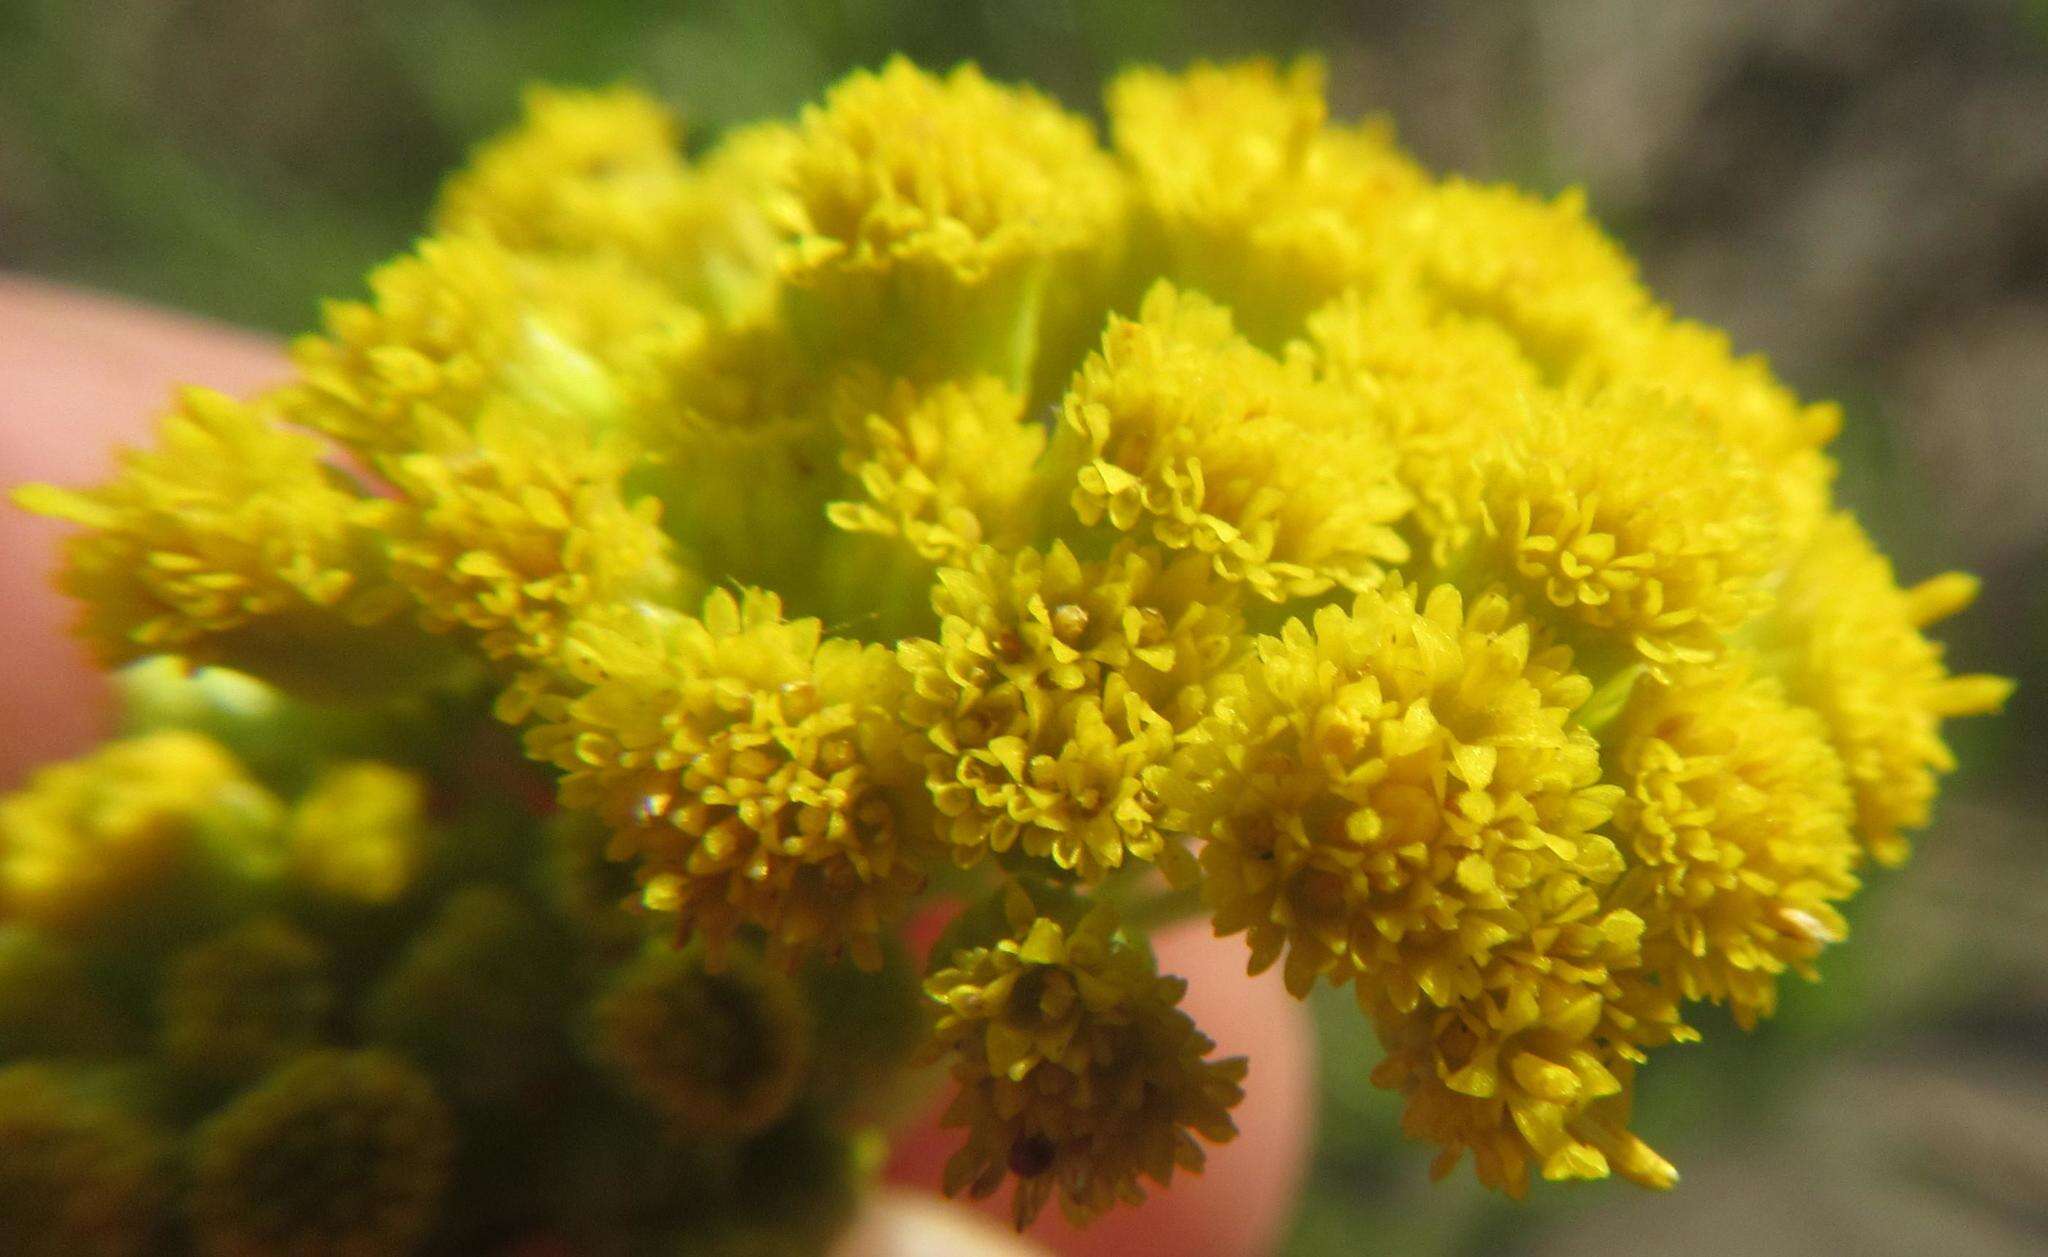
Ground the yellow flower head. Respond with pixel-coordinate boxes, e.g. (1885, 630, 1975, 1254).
(1472, 385, 1781, 672)
(825, 371, 1047, 566)
(0, 732, 279, 935)
(188, 1050, 453, 1257)
(1111, 58, 1328, 237)
(778, 59, 1122, 291)
(1366, 914, 1685, 1196)
(1610, 666, 1858, 1026)
(588, 943, 810, 1136)
(528, 588, 925, 969)
(899, 541, 1235, 879)
(1387, 180, 1650, 380)
(383, 408, 684, 677)
(1767, 515, 2012, 863)
(1306, 281, 1545, 566)
(1060, 284, 1412, 600)
(286, 234, 698, 458)
(436, 85, 691, 265)
(285, 761, 429, 905)
(635, 365, 847, 608)
(923, 886, 1245, 1228)
(1583, 315, 1840, 544)
(15, 390, 405, 680)
(436, 85, 788, 323)
(1108, 57, 1426, 342)
(1172, 583, 1621, 1009)
(0, 1065, 169, 1257)
(773, 58, 1126, 379)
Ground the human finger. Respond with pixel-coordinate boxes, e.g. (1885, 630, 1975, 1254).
(0, 276, 284, 786)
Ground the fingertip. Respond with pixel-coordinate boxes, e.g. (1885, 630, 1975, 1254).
(0, 277, 286, 787)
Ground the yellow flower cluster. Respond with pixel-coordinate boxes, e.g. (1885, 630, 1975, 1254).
(923, 887, 1245, 1227)
(1107, 59, 1424, 344)
(774, 60, 1126, 381)
(1167, 584, 1689, 1191)
(900, 539, 1235, 880)
(825, 372, 1045, 564)
(1767, 517, 2015, 865)
(1058, 286, 1411, 601)
(1609, 667, 1856, 1026)
(16, 55, 2009, 1216)
(526, 588, 924, 970)
(15, 392, 408, 690)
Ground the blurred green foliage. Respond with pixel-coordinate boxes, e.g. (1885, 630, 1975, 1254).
(1, 0, 1399, 333)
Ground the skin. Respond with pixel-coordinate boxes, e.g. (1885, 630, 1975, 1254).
(0, 275, 1315, 1256)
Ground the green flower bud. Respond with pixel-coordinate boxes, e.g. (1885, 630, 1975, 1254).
(364, 887, 574, 1108)
(188, 1050, 452, 1257)
(0, 1064, 169, 1257)
(158, 919, 331, 1087)
(588, 944, 809, 1137)
(0, 929, 130, 1059)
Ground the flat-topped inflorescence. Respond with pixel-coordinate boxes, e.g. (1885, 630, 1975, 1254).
(9, 54, 2009, 1235)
